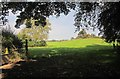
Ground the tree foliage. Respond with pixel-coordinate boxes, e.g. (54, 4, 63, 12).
(98, 3, 120, 45)
(0, 2, 76, 28)
(76, 29, 96, 39)
(2, 29, 23, 53)
(74, 2, 120, 47)
(18, 19, 51, 41)
(77, 29, 87, 38)
(1, 2, 120, 47)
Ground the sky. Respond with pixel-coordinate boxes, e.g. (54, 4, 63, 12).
(5, 10, 99, 40)
(48, 10, 77, 40)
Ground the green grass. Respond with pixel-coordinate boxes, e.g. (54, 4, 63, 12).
(28, 38, 116, 70)
(28, 38, 113, 58)
(47, 38, 111, 48)
(27, 38, 119, 78)
(4, 38, 120, 78)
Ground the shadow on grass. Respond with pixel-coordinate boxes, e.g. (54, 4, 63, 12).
(2, 45, 120, 79)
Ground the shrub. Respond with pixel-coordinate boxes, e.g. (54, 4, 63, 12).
(28, 40, 47, 47)
(34, 40, 47, 47)
(2, 29, 23, 54)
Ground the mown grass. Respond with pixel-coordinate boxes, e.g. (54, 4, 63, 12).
(47, 38, 110, 48)
(28, 38, 113, 58)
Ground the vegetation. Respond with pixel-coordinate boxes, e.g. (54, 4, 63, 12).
(76, 29, 97, 39)
(2, 29, 23, 54)
(28, 38, 112, 58)
(1, 28, 24, 65)
(74, 2, 120, 48)
(98, 3, 120, 45)
(28, 40, 47, 47)
(18, 19, 51, 47)
(0, 2, 76, 28)
(18, 19, 51, 41)
(1, 2, 120, 48)
(3, 38, 120, 78)
(1, 2, 120, 78)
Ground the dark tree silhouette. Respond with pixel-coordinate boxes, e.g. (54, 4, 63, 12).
(98, 3, 120, 47)
(1, 2, 120, 48)
(74, 2, 120, 48)
(0, 2, 76, 28)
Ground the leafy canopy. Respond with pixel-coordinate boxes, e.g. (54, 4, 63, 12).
(0, 2, 76, 28)
(18, 19, 51, 41)
(1, 2, 120, 45)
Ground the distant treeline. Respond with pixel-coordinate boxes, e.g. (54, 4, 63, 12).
(47, 39, 68, 42)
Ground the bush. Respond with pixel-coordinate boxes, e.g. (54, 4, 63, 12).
(2, 29, 23, 54)
(28, 40, 47, 47)
(39, 40, 47, 46)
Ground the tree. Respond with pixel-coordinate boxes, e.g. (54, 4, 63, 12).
(17, 19, 51, 46)
(1, 2, 120, 49)
(76, 29, 96, 39)
(78, 29, 87, 35)
(18, 19, 51, 40)
(98, 3, 120, 47)
(74, 2, 120, 49)
(77, 29, 87, 38)
(0, 2, 76, 28)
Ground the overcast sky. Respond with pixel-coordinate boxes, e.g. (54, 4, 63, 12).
(6, 10, 99, 40)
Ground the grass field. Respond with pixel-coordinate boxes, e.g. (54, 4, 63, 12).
(47, 38, 111, 48)
(4, 38, 120, 78)
(28, 38, 113, 58)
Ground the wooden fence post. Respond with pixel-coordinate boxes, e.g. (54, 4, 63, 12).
(25, 39, 29, 59)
